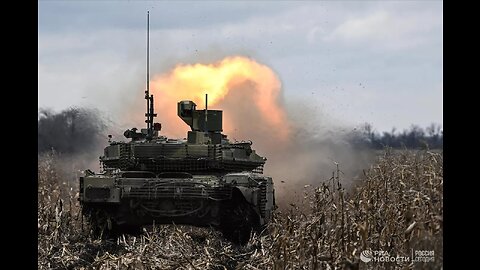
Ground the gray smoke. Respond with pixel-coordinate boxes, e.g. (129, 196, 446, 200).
(216, 86, 376, 208)
(38, 107, 107, 155)
(38, 107, 111, 174)
(267, 127, 375, 208)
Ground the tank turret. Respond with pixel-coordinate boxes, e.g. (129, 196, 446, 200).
(100, 95, 266, 175)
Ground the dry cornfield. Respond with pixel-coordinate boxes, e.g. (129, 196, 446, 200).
(38, 149, 443, 269)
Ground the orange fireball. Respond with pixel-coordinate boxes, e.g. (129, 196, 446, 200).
(151, 56, 290, 143)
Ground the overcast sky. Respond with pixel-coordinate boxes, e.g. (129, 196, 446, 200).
(38, 0, 442, 133)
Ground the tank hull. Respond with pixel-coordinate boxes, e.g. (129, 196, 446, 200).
(80, 172, 275, 243)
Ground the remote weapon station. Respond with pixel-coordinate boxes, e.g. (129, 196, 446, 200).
(79, 12, 275, 244)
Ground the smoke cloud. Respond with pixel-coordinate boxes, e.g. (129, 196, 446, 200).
(149, 56, 375, 207)
(268, 105, 375, 208)
(38, 107, 107, 154)
(38, 107, 109, 173)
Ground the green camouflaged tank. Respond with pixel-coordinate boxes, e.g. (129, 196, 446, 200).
(79, 99, 276, 244)
(79, 12, 275, 244)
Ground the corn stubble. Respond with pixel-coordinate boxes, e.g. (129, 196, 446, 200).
(38, 149, 443, 269)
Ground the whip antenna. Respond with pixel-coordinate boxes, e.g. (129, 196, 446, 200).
(145, 11, 157, 138)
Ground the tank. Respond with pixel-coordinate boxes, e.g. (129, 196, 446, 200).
(78, 12, 275, 244)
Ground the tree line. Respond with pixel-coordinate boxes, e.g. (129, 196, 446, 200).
(348, 123, 443, 149)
